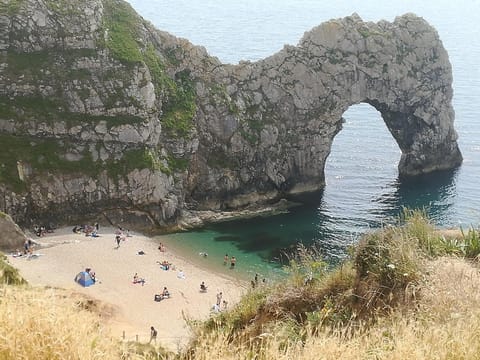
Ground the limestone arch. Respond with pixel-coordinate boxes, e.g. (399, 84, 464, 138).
(190, 13, 463, 209)
(233, 13, 461, 193)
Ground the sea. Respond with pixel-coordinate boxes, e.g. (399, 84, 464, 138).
(126, 0, 480, 280)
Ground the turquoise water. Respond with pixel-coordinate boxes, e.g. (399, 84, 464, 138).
(130, 0, 480, 278)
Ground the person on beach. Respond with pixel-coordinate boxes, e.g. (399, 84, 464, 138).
(162, 287, 170, 299)
(216, 291, 223, 306)
(133, 273, 145, 285)
(149, 326, 157, 344)
(86, 268, 96, 283)
(230, 256, 236, 269)
(200, 281, 207, 292)
(23, 239, 29, 254)
(223, 254, 229, 265)
(115, 235, 121, 248)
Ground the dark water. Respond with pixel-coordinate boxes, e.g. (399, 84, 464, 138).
(128, 0, 480, 278)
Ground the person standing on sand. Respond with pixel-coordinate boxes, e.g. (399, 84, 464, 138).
(216, 291, 223, 307)
(115, 235, 121, 248)
(149, 326, 157, 344)
(230, 256, 236, 269)
(223, 254, 229, 265)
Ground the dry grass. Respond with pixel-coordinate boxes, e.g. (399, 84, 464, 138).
(0, 286, 120, 359)
(0, 286, 174, 360)
(182, 257, 480, 360)
(181, 211, 480, 359)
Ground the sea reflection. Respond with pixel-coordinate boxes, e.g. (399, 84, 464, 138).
(373, 169, 459, 225)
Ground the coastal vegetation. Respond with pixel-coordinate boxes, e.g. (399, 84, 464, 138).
(1, 0, 198, 193)
(1, 210, 480, 359)
(102, 0, 197, 138)
(0, 134, 161, 193)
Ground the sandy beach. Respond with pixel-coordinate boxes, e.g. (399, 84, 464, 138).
(9, 226, 248, 352)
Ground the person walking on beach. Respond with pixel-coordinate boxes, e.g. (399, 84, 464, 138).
(216, 291, 223, 307)
(149, 326, 157, 344)
(223, 254, 229, 265)
(230, 256, 236, 269)
(115, 235, 121, 248)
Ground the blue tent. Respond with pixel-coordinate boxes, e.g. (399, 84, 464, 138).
(74, 271, 94, 287)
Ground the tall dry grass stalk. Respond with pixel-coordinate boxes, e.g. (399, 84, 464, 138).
(0, 286, 127, 360)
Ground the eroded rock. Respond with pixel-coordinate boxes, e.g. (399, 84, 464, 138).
(0, 1, 462, 230)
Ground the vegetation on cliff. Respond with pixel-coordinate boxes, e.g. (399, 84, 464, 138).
(1, 210, 480, 359)
(0, 0, 198, 195)
(102, 0, 197, 138)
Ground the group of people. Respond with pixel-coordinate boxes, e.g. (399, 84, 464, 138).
(72, 224, 99, 237)
(22, 238, 35, 255)
(154, 286, 170, 302)
(114, 227, 131, 248)
(212, 291, 228, 313)
(33, 224, 53, 237)
(223, 254, 237, 269)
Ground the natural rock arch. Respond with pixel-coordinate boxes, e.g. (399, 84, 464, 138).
(190, 13, 463, 208)
(0, 1, 463, 226)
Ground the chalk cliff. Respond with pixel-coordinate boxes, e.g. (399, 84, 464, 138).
(0, 0, 462, 229)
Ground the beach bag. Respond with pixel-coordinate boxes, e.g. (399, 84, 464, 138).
(154, 294, 162, 302)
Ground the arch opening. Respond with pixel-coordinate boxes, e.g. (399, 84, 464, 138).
(323, 103, 400, 222)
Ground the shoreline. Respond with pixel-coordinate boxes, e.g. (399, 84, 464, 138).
(8, 226, 248, 352)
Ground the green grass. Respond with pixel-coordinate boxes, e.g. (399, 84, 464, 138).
(0, 134, 101, 192)
(460, 226, 480, 258)
(166, 155, 189, 172)
(102, 0, 143, 64)
(101, 3, 198, 138)
(0, 95, 145, 128)
(0, 134, 162, 192)
(0, 253, 27, 285)
(1, 0, 25, 15)
(161, 70, 197, 138)
(143, 44, 176, 98)
(104, 148, 160, 183)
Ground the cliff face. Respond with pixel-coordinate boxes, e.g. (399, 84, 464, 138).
(0, 0, 462, 228)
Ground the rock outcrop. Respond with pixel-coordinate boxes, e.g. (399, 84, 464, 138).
(0, 212, 28, 251)
(0, 0, 462, 229)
